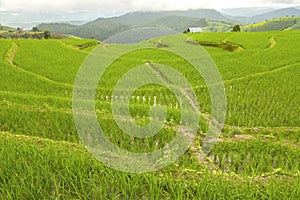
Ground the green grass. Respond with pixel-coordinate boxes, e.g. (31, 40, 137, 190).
(0, 40, 12, 57)
(211, 139, 300, 175)
(186, 32, 231, 43)
(60, 38, 98, 46)
(0, 32, 299, 198)
(1, 132, 299, 199)
(225, 32, 271, 49)
(13, 40, 89, 84)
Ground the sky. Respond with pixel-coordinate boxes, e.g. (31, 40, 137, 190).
(0, 0, 299, 12)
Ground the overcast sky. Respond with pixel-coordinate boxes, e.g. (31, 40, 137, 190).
(0, 0, 299, 12)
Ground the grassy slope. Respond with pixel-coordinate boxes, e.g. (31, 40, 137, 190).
(1, 131, 299, 199)
(243, 16, 300, 32)
(143, 15, 233, 32)
(0, 31, 299, 198)
(189, 31, 300, 127)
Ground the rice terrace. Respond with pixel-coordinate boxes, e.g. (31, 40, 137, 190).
(0, 1, 300, 199)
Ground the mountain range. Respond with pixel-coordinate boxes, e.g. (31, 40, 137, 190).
(37, 9, 234, 41)
(220, 7, 276, 17)
(228, 7, 300, 23)
(1, 6, 300, 41)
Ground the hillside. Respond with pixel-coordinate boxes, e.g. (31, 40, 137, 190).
(37, 9, 232, 40)
(38, 23, 78, 34)
(243, 16, 300, 32)
(0, 31, 299, 198)
(70, 18, 132, 41)
(0, 24, 16, 31)
(141, 15, 208, 31)
(119, 9, 229, 25)
(38, 16, 233, 41)
(38, 19, 131, 41)
(220, 7, 276, 17)
(36, 7, 300, 41)
(143, 15, 233, 32)
(230, 7, 300, 23)
(1, 9, 227, 29)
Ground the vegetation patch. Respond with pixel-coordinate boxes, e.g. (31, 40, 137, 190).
(0, 31, 299, 198)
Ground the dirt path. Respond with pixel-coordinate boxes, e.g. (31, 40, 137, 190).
(145, 61, 170, 84)
(180, 88, 199, 113)
(4, 43, 73, 88)
(146, 61, 220, 166)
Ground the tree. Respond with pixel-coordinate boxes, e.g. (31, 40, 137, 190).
(32, 27, 40, 32)
(232, 24, 241, 32)
(44, 30, 51, 39)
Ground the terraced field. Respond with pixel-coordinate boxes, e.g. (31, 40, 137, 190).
(0, 31, 299, 199)
(243, 16, 300, 32)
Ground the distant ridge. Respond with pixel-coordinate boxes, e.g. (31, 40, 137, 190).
(228, 7, 300, 23)
(243, 16, 300, 32)
(118, 9, 229, 25)
(38, 9, 233, 41)
(36, 7, 300, 40)
(220, 7, 276, 17)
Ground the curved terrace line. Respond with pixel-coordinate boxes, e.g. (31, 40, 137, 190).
(223, 61, 299, 84)
(4, 43, 73, 88)
(266, 36, 277, 49)
(186, 39, 244, 52)
(60, 41, 101, 50)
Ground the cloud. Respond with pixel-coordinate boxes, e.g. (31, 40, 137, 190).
(0, 0, 299, 12)
(269, 0, 298, 3)
(1, 0, 129, 11)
